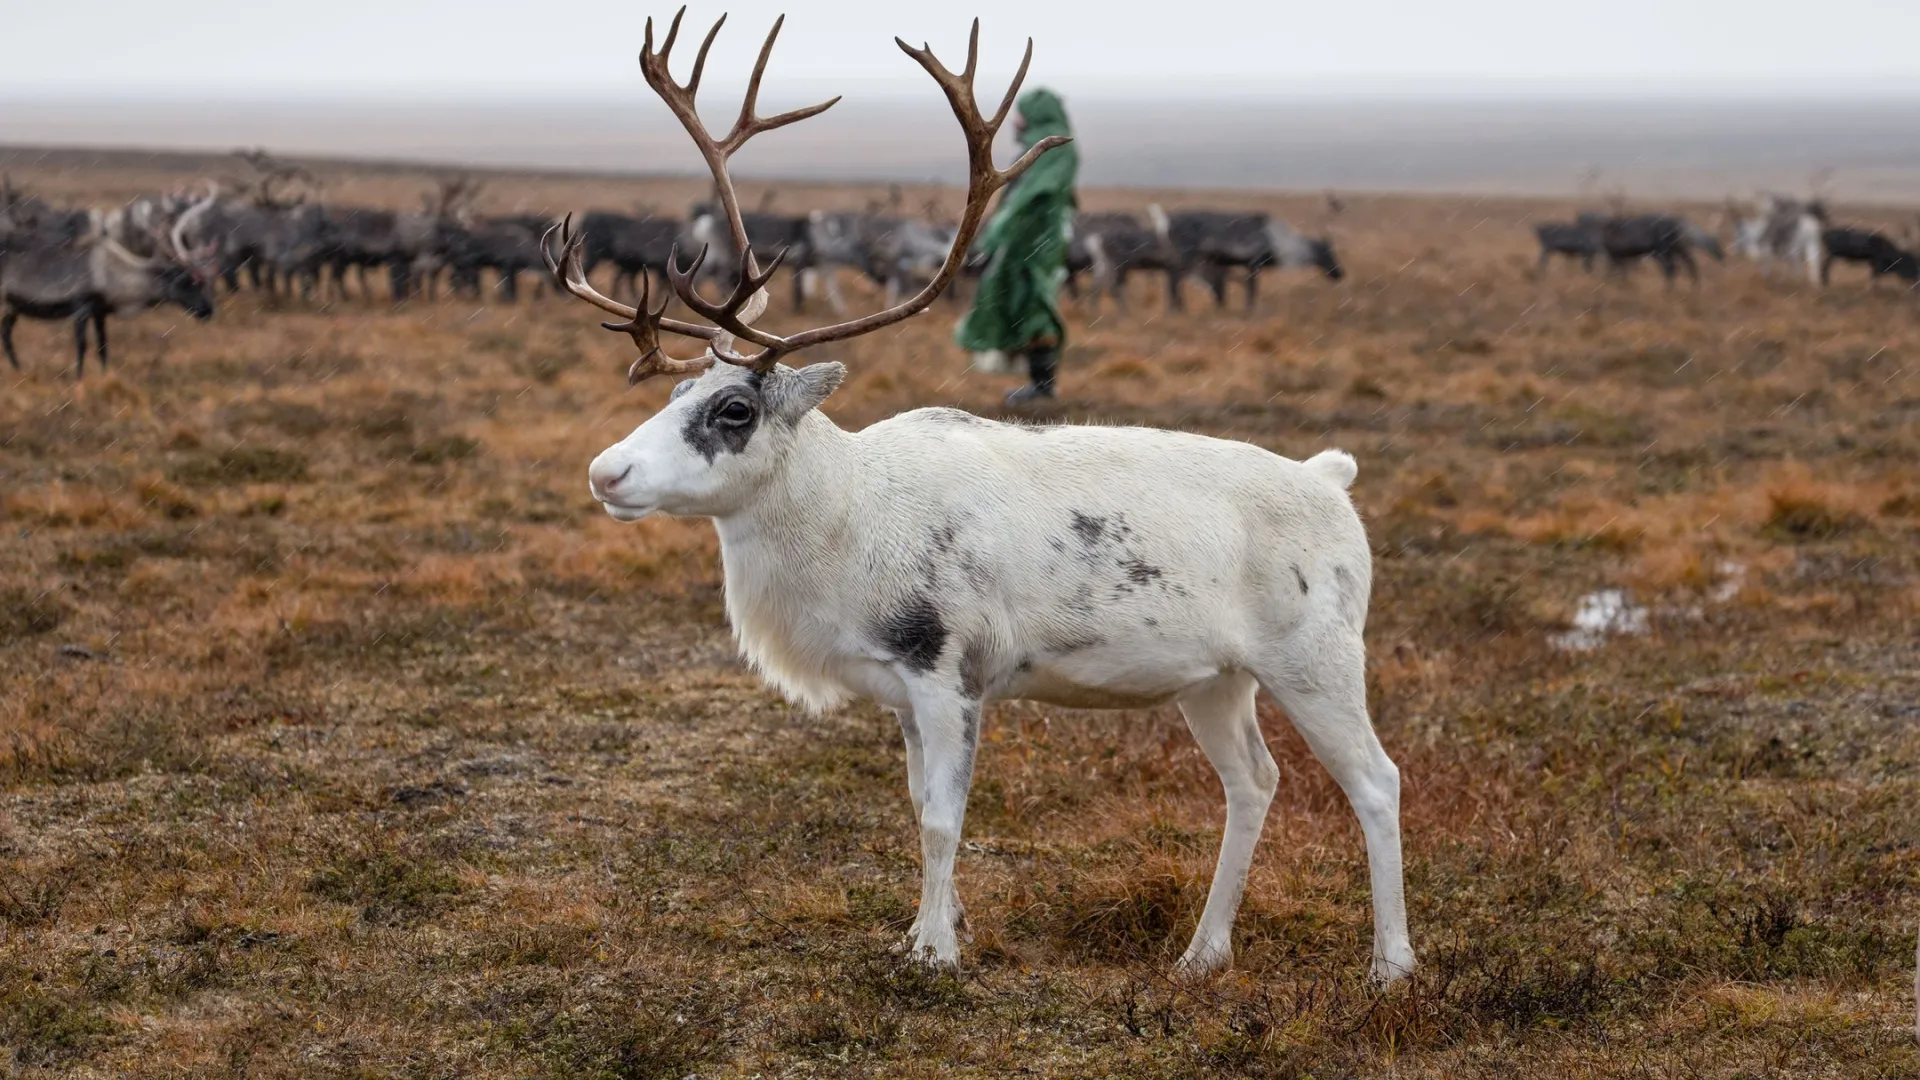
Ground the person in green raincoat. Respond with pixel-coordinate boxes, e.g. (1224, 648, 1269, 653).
(954, 87, 1079, 406)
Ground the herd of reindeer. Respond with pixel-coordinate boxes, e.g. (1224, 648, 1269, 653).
(0, 150, 1914, 378)
(1535, 196, 1920, 286)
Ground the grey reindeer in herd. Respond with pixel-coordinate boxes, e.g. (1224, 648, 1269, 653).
(2, 185, 218, 376)
(1067, 206, 1343, 313)
(543, 10, 1412, 984)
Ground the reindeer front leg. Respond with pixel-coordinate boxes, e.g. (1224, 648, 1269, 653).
(890, 704, 931, 950)
(901, 681, 981, 968)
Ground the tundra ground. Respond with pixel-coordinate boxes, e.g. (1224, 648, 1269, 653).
(2, 157, 1917, 1077)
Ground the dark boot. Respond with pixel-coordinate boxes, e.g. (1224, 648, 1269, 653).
(1005, 346, 1057, 406)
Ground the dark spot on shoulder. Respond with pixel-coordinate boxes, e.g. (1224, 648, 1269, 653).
(959, 638, 991, 699)
(1070, 512, 1106, 545)
(1144, 617, 1158, 628)
(1293, 565, 1309, 594)
(1119, 557, 1164, 586)
(872, 594, 947, 673)
(931, 522, 958, 553)
(1048, 537, 1067, 554)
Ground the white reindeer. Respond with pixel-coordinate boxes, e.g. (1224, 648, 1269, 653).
(1732, 194, 1825, 286)
(543, 10, 1412, 985)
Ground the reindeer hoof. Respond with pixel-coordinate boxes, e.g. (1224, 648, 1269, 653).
(902, 942, 960, 972)
(1369, 954, 1415, 990)
(1173, 940, 1232, 980)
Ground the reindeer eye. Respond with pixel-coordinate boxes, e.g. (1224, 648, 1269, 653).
(714, 400, 754, 426)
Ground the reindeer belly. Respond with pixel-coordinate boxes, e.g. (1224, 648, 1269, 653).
(999, 639, 1220, 710)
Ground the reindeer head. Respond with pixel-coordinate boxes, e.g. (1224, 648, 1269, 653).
(1309, 238, 1344, 280)
(102, 183, 219, 319)
(157, 187, 220, 319)
(551, 10, 1069, 523)
(588, 362, 848, 519)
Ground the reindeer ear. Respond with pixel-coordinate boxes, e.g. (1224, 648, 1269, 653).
(765, 362, 846, 423)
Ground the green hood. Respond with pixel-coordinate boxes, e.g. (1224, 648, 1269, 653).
(952, 86, 1080, 354)
(1016, 87, 1072, 147)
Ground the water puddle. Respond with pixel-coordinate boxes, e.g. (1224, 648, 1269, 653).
(1551, 562, 1747, 652)
(1550, 589, 1650, 652)
(1708, 560, 1747, 603)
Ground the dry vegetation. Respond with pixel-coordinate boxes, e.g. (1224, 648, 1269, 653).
(3, 154, 1918, 1078)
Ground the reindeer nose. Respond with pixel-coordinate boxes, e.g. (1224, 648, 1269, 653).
(589, 462, 634, 501)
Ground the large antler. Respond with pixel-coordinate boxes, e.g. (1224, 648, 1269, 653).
(542, 214, 761, 384)
(548, 10, 1071, 381)
(146, 182, 220, 276)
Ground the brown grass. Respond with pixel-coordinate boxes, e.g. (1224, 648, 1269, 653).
(2, 158, 1917, 1078)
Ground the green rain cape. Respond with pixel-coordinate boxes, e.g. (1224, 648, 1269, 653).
(953, 88, 1079, 354)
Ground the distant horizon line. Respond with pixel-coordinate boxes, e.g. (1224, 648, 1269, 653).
(9, 78, 1920, 105)
(9, 140, 1920, 209)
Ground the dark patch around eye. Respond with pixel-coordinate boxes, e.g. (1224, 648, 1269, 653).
(680, 388, 761, 463)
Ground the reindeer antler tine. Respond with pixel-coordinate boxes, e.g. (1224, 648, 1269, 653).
(749, 97, 842, 138)
(721, 16, 839, 153)
(737, 14, 785, 135)
(745, 244, 787, 291)
(687, 14, 726, 99)
(962, 18, 980, 83)
(988, 37, 1035, 132)
(664, 242, 711, 301)
(1002, 134, 1072, 186)
(657, 6, 686, 59)
(639, 265, 669, 320)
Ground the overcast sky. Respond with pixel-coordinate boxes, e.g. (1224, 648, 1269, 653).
(7, 0, 1920, 99)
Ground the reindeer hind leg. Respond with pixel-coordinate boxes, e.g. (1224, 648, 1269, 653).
(72, 311, 88, 378)
(1, 309, 19, 371)
(1251, 626, 1412, 986)
(1173, 671, 1272, 977)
